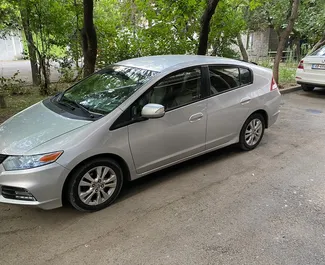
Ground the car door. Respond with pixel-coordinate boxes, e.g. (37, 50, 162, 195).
(127, 67, 208, 174)
(205, 65, 254, 150)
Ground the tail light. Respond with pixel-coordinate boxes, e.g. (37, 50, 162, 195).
(298, 60, 304, 69)
(270, 77, 278, 91)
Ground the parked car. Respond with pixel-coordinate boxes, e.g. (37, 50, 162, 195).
(296, 46, 325, 91)
(0, 55, 281, 211)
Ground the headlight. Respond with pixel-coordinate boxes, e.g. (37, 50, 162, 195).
(2, 151, 63, 171)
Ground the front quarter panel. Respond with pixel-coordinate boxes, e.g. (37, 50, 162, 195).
(28, 108, 137, 179)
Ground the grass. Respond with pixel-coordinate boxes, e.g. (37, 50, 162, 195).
(0, 83, 70, 124)
(279, 66, 297, 87)
(257, 59, 298, 87)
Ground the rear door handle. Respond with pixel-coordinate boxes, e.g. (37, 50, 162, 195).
(189, 113, 204, 122)
(240, 97, 251, 105)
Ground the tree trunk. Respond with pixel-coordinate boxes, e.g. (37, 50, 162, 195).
(237, 33, 249, 61)
(39, 56, 50, 95)
(273, 0, 300, 84)
(0, 95, 6, 109)
(311, 31, 325, 53)
(20, 9, 40, 86)
(197, 0, 221, 55)
(82, 0, 97, 77)
(294, 37, 301, 60)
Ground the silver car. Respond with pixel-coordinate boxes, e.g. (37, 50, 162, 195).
(0, 55, 281, 211)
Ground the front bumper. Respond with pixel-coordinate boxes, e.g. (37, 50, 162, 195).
(0, 162, 70, 210)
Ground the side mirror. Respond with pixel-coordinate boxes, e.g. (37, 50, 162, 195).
(141, 104, 165, 119)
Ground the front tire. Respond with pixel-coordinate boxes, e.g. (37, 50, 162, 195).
(301, 85, 314, 91)
(239, 113, 265, 151)
(67, 158, 123, 212)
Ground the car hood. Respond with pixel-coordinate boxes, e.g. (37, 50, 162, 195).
(0, 102, 91, 155)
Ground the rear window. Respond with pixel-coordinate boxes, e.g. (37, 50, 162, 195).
(240, 68, 253, 85)
(310, 46, 325, 56)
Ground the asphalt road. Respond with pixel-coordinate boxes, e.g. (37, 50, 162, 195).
(0, 60, 60, 84)
(1, 89, 325, 265)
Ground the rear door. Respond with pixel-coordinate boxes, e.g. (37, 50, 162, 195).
(205, 65, 255, 149)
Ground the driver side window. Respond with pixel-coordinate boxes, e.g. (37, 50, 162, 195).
(111, 67, 202, 130)
(131, 67, 202, 118)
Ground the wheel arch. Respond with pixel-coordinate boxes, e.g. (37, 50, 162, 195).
(251, 109, 269, 128)
(61, 153, 131, 205)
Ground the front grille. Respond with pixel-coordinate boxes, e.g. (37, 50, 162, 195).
(1, 186, 36, 201)
(0, 154, 8, 164)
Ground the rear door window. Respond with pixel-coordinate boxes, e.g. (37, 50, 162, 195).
(209, 66, 252, 95)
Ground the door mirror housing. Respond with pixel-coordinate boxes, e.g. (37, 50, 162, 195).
(141, 104, 165, 119)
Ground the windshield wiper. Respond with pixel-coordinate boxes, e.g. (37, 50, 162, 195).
(56, 98, 75, 110)
(58, 96, 102, 119)
(70, 100, 98, 119)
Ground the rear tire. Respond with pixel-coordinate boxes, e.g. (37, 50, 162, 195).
(301, 85, 314, 91)
(67, 158, 123, 212)
(239, 113, 265, 151)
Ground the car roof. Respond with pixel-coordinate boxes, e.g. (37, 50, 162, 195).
(115, 55, 242, 72)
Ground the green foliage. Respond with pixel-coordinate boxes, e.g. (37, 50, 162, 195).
(0, 71, 27, 96)
(1, 0, 320, 84)
(279, 65, 296, 85)
(0, 1, 20, 38)
(296, 0, 325, 46)
(209, 0, 246, 57)
(246, 0, 325, 47)
(57, 63, 76, 83)
(24, 0, 77, 58)
(96, 0, 205, 67)
(256, 58, 296, 85)
(1, 0, 244, 71)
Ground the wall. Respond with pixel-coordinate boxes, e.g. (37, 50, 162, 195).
(234, 28, 274, 62)
(0, 33, 24, 61)
(246, 28, 270, 61)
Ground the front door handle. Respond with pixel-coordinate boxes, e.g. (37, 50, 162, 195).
(240, 97, 251, 105)
(189, 113, 204, 122)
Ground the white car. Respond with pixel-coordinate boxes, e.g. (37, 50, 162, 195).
(296, 46, 325, 91)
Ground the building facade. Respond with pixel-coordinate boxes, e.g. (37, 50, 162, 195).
(0, 32, 24, 61)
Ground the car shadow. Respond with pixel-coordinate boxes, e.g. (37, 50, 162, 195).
(117, 145, 242, 203)
(300, 87, 325, 98)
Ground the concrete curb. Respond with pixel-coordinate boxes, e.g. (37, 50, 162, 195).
(280, 85, 301, 94)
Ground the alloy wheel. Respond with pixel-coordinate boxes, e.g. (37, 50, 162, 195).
(245, 118, 263, 146)
(78, 166, 117, 206)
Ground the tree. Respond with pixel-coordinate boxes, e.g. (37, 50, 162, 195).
(0, 1, 40, 85)
(0, 1, 19, 37)
(237, 33, 249, 61)
(20, 5, 41, 86)
(208, 0, 251, 59)
(82, 0, 97, 77)
(311, 31, 325, 53)
(197, 0, 221, 55)
(0, 96, 6, 108)
(273, 0, 300, 84)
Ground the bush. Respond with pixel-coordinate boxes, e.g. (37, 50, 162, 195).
(0, 71, 26, 96)
(56, 57, 78, 83)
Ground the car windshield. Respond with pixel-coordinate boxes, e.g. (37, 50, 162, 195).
(61, 65, 157, 115)
(310, 46, 325, 56)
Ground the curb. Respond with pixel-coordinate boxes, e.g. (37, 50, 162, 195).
(280, 85, 301, 94)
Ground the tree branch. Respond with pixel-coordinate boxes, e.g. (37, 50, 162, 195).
(197, 0, 221, 55)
